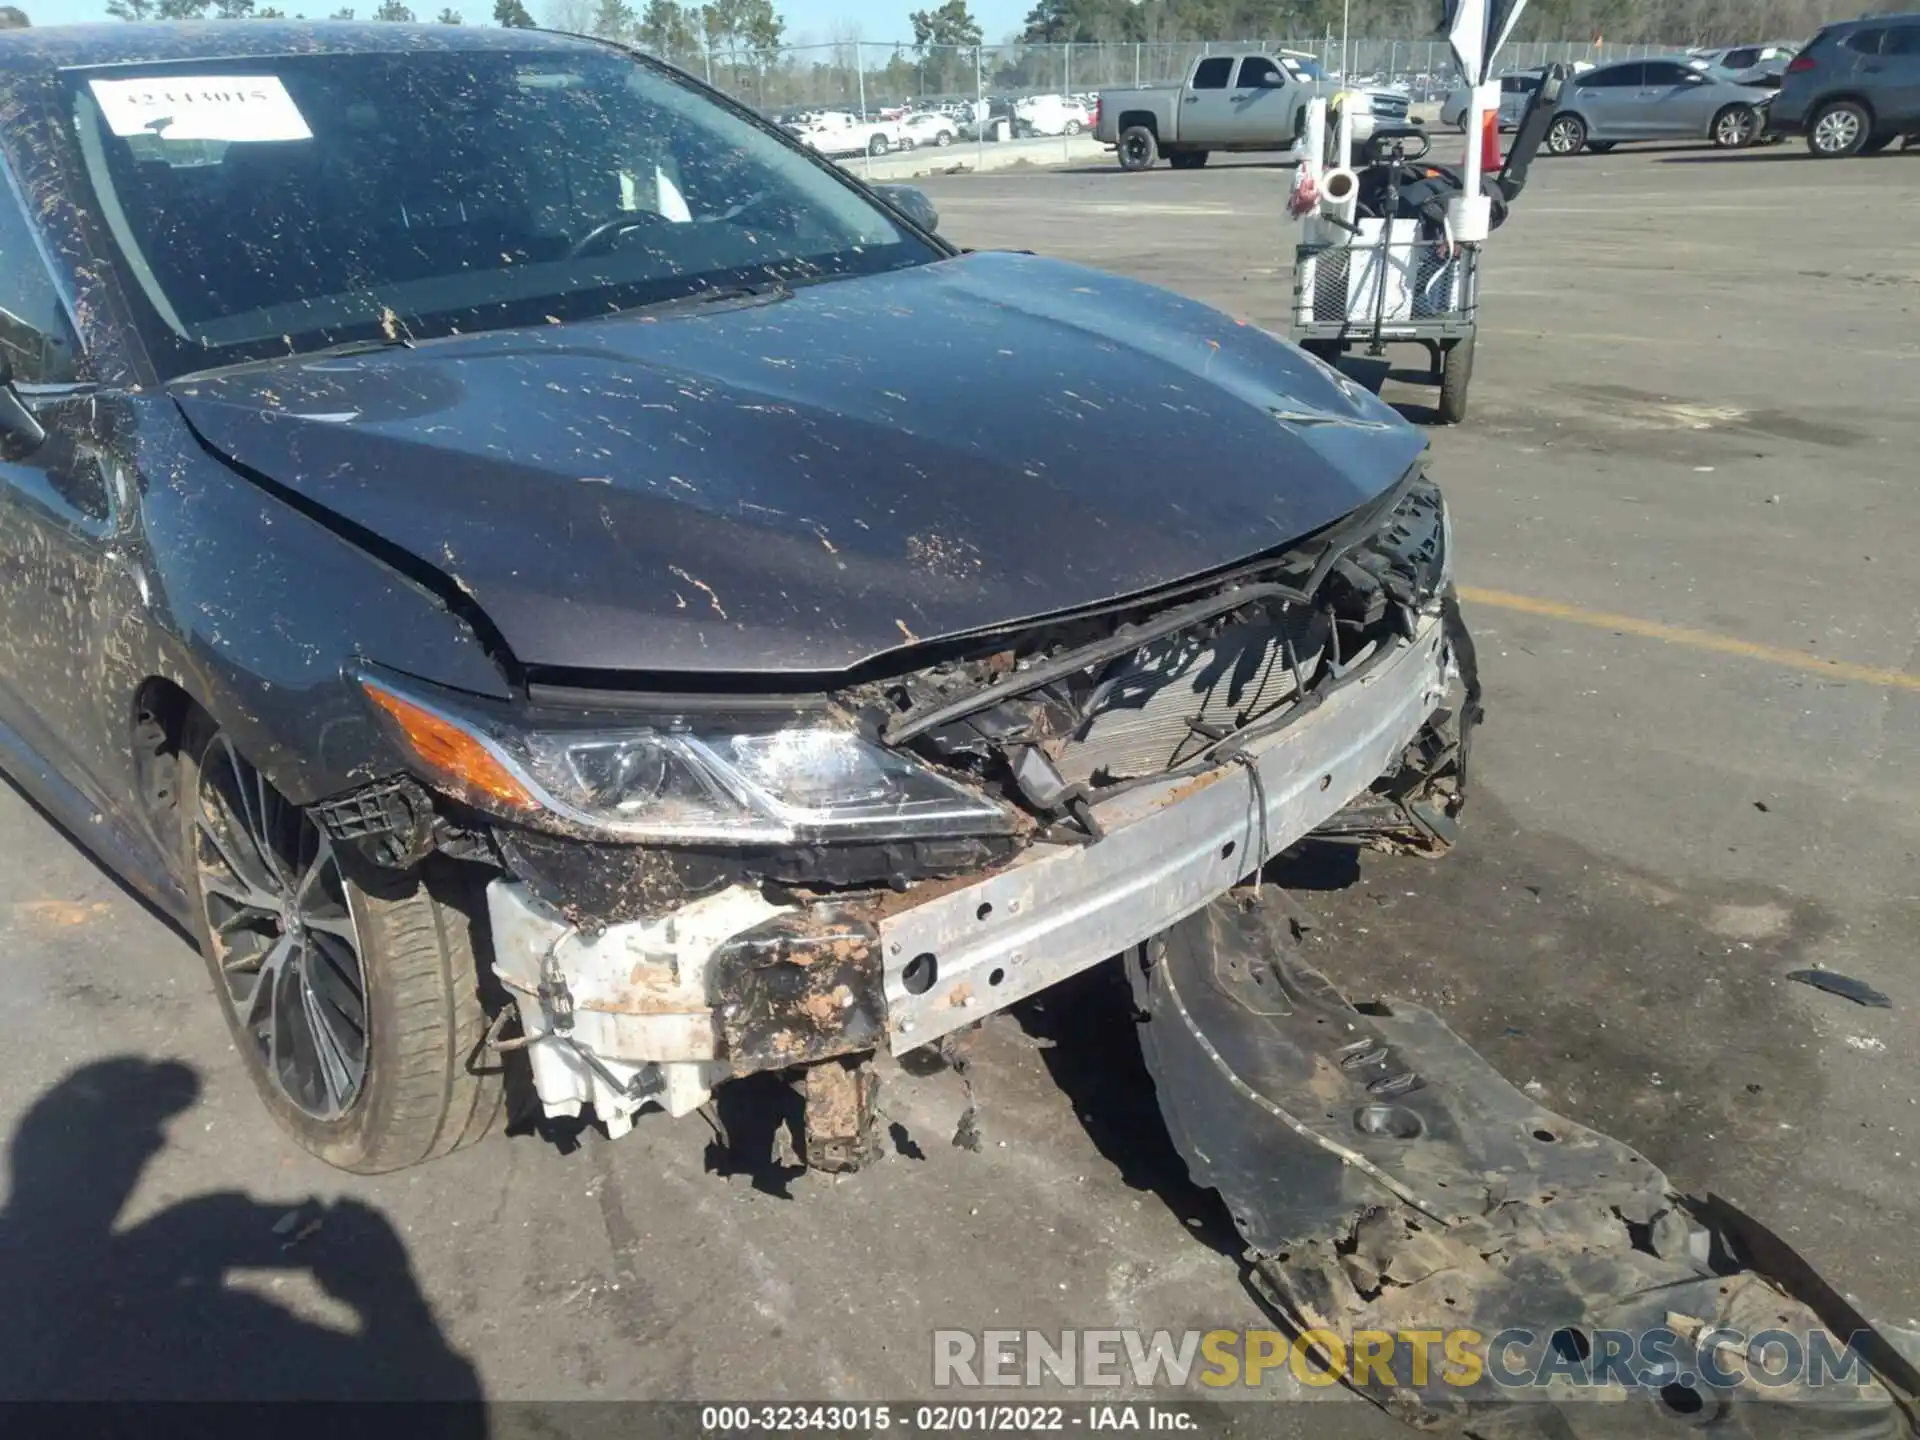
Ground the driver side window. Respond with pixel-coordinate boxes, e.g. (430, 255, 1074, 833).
(1236, 56, 1284, 89)
(1584, 64, 1643, 88)
(1642, 61, 1697, 85)
(0, 169, 81, 386)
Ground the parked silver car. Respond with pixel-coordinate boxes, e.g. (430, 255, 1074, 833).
(1440, 63, 1594, 131)
(1440, 69, 1543, 131)
(1545, 57, 1773, 153)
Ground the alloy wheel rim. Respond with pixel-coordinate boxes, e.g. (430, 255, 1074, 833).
(1124, 134, 1149, 163)
(1815, 111, 1858, 151)
(1719, 110, 1753, 145)
(1549, 120, 1578, 153)
(195, 735, 369, 1121)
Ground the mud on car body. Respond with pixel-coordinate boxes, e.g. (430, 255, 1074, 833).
(0, 20, 1468, 1170)
(5, 27, 1915, 1434)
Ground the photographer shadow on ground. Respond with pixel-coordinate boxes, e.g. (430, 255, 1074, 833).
(0, 1055, 484, 1410)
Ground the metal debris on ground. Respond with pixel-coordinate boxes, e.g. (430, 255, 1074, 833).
(1787, 968, 1893, 1009)
(1131, 893, 1917, 1437)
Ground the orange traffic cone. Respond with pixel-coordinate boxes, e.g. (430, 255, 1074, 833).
(1480, 106, 1502, 174)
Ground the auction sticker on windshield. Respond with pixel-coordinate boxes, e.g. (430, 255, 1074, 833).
(87, 75, 313, 142)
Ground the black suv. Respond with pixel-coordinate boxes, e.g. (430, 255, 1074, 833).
(1768, 11, 1920, 155)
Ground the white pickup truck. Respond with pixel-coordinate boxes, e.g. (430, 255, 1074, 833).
(1095, 52, 1412, 170)
(790, 110, 904, 158)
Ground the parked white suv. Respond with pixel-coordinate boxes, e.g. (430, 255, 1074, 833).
(1016, 93, 1091, 136)
(899, 110, 958, 148)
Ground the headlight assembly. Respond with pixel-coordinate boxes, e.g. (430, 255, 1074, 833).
(359, 675, 1015, 843)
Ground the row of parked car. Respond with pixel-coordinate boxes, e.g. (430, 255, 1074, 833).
(776, 93, 1096, 158)
(1440, 16, 1919, 159)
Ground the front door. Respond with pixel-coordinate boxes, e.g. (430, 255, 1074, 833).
(1224, 55, 1292, 143)
(0, 163, 141, 821)
(1636, 60, 1718, 137)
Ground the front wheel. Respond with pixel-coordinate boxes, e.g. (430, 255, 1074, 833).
(868, 134, 891, 156)
(1544, 113, 1587, 155)
(181, 715, 504, 1173)
(935, 130, 953, 147)
(1712, 103, 1761, 149)
(1117, 124, 1158, 171)
(1064, 119, 1083, 135)
(1807, 100, 1869, 157)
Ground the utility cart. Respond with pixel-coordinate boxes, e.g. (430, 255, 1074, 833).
(1285, 56, 1568, 426)
(1289, 130, 1483, 424)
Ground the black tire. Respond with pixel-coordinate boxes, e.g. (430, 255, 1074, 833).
(1064, 119, 1083, 135)
(1586, 140, 1617, 154)
(180, 712, 504, 1173)
(935, 130, 953, 147)
(1117, 124, 1158, 171)
(868, 133, 891, 156)
(1807, 100, 1870, 157)
(1168, 150, 1209, 169)
(1544, 113, 1586, 156)
(1711, 103, 1761, 150)
(1437, 336, 1474, 425)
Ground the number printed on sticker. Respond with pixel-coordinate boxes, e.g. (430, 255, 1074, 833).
(87, 75, 313, 143)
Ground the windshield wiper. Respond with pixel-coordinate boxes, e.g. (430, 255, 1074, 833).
(612, 281, 792, 318)
(308, 336, 417, 356)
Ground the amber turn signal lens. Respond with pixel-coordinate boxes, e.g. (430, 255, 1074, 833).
(361, 682, 535, 811)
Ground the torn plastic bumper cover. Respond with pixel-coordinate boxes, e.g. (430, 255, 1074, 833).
(485, 606, 1465, 1136)
(1131, 897, 1916, 1435)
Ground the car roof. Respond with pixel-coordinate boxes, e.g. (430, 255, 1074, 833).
(1825, 10, 1920, 28)
(0, 20, 608, 77)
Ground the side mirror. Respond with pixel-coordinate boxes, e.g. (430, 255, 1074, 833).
(873, 183, 939, 234)
(0, 351, 46, 456)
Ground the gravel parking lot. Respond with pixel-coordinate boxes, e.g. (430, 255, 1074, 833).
(4, 144, 1917, 1422)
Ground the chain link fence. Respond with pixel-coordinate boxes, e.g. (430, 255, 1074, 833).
(671, 37, 1687, 119)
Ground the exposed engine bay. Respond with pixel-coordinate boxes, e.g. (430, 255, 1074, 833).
(867, 469, 1462, 845)
(372, 463, 1477, 1143)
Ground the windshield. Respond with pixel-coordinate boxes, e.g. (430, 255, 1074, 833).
(61, 47, 940, 379)
(1286, 58, 1329, 81)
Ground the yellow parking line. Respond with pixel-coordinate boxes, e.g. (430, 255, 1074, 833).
(1456, 586, 1920, 694)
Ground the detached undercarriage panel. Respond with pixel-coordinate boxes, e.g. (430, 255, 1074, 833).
(1132, 897, 1915, 1437)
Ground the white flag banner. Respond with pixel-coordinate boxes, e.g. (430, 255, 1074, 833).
(1444, 0, 1529, 84)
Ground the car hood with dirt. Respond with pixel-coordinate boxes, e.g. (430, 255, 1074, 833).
(171, 250, 1420, 677)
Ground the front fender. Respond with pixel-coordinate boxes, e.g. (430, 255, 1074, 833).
(136, 425, 513, 807)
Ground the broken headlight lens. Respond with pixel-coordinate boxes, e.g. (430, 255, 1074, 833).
(360, 676, 1014, 843)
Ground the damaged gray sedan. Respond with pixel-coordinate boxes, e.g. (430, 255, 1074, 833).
(2, 23, 1910, 1435)
(0, 20, 1466, 1166)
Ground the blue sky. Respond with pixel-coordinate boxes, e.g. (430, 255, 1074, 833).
(22, 0, 1036, 50)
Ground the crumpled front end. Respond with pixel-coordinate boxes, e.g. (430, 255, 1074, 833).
(461, 467, 1474, 1137)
